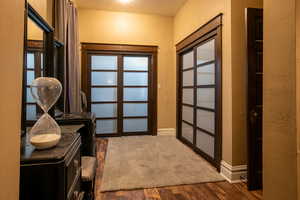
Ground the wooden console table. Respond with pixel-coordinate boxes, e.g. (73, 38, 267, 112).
(20, 132, 84, 200)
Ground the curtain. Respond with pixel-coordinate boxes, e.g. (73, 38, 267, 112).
(66, 2, 81, 113)
(54, 0, 82, 113)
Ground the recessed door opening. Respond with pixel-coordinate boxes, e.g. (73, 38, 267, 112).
(176, 15, 222, 170)
(81, 44, 158, 137)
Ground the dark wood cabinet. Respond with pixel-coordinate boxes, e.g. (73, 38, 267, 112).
(20, 133, 83, 200)
(56, 112, 96, 157)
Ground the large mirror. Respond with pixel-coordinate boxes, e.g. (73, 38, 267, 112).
(25, 17, 45, 122)
(22, 3, 55, 133)
(27, 0, 53, 26)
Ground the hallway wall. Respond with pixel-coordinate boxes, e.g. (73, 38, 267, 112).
(264, 0, 298, 199)
(297, 0, 300, 198)
(0, 0, 24, 199)
(78, 9, 176, 129)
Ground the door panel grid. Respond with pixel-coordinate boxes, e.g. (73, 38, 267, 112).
(88, 54, 153, 136)
(177, 27, 222, 170)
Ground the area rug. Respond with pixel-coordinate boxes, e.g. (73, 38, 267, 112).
(100, 136, 224, 192)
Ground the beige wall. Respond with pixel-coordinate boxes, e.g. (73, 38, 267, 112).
(297, 0, 300, 198)
(264, 0, 298, 199)
(78, 9, 176, 129)
(0, 0, 24, 199)
(230, 0, 263, 165)
(28, 0, 53, 25)
(174, 0, 262, 165)
(27, 0, 53, 40)
(28, 19, 44, 40)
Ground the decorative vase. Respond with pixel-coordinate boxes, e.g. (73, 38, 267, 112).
(29, 77, 62, 150)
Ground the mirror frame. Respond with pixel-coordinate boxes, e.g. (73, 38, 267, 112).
(21, 2, 55, 135)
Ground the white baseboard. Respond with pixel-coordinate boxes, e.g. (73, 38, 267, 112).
(220, 160, 247, 183)
(157, 128, 176, 136)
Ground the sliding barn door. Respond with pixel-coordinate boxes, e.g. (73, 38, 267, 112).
(177, 15, 222, 169)
(81, 44, 157, 137)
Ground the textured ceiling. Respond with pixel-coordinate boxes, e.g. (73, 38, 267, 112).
(76, 0, 187, 16)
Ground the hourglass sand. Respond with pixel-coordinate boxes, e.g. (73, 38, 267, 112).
(29, 77, 62, 150)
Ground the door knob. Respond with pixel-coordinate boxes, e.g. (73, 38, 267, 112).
(250, 109, 258, 124)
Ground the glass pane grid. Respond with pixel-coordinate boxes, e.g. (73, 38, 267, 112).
(124, 88, 148, 101)
(181, 121, 193, 143)
(91, 88, 117, 102)
(123, 118, 148, 132)
(124, 103, 148, 117)
(124, 57, 149, 71)
(197, 88, 215, 109)
(26, 104, 36, 121)
(91, 71, 117, 86)
(182, 69, 194, 86)
(196, 130, 215, 158)
(182, 105, 194, 124)
(197, 39, 215, 65)
(89, 54, 153, 135)
(96, 119, 117, 134)
(197, 63, 215, 85)
(91, 103, 117, 118)
(124, 72, 148, 86)
(92, 55, 117, 70)
(26, 53, 35, 69)
(182, 88, 194, 105)
(27, 71, 35, 85)
(182, 51, 194, 69)
(196, 109, 215, 133)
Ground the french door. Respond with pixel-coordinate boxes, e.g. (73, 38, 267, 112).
(82, 43, 157, 137)
(176, 15, 222, 169)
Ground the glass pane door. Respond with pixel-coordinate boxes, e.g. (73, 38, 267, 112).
(90, 55, 118, 135)
(179, 37, 221, 165)
(195, 39, 216, 158)
(181, 51, 195, 143)
(89, 54, 151, 136)
(123, 56, 149, 134)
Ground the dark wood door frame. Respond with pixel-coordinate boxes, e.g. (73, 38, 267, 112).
(81, 43, 158, 137)
(176, 14, 223, 170)
(246, 8, 263, 190)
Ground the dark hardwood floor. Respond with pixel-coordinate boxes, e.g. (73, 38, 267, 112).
(95, 139, 262, 200)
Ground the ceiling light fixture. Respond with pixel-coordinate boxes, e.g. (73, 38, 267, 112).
(118, 0, 132, 4)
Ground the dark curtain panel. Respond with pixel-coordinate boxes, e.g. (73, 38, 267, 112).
(54, 0, 81, 113)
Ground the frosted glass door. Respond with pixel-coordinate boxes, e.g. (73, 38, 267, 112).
(123, 56, 149, 133)
(179, 39, 219, 160)
(89, 54, 152, 136)
(181, 50, 195, 143)
(177, 17, 222, 169)
(90, 55, 118, 135)
(196, 39, 216, 159)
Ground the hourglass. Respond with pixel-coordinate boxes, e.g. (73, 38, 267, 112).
(29, 77, 62, 150)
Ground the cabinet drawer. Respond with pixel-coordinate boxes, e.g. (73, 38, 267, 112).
(66, 145, 81, 194)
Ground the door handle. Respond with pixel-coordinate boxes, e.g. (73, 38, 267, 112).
(249, 109, 258, 124)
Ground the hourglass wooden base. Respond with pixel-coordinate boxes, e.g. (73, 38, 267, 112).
(30, 133, 61, 150)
